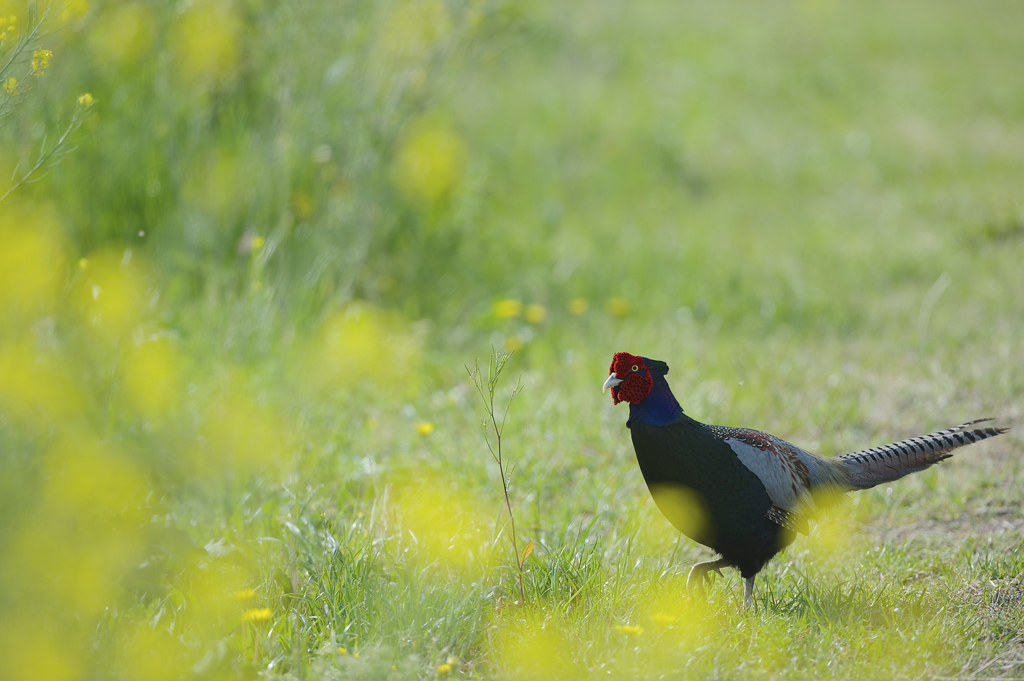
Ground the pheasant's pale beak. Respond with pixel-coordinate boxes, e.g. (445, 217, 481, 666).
(602, 373, 623, 392)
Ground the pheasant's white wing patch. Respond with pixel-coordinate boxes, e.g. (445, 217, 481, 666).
(725, 438, 808, 511)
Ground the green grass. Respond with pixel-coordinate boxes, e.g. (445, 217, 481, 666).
(1, 0, 1023, 678)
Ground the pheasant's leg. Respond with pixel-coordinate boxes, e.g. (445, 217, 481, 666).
(744, 576, 755, 609)
(686, 559, 733, 592)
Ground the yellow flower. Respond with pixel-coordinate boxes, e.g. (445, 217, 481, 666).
(241, 608, 272, 623)
(494, 298, 522, 318)
(446, 656, 460, 666)
(31, 49, 52, 76)
(0, 15, 17, 42)
(3, 77, 16, 94)
(568, 298, 588, 315)
(337, 647, 348, 655)
(505, 336, 524, 352)
(606, 297, 630, 317)
(651, 612, 677, 626)
(250, 236, 265, 249)
(525, 304, 546, 324)
(436, 663, 452, 674)
(61, 1, 88, 22)
(415, 422, 434, 436)
(78, 258, 88, 270)
(77, 93, 93, 107)
(615, 624, 643, 636)
(232, 589, 255, 600)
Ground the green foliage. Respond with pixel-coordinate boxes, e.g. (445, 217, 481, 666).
(0, 0, 1022, 679)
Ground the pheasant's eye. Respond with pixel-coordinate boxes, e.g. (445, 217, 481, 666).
(631, 365, 639, 372)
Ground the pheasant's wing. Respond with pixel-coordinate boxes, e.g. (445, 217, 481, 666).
(709, 426, 815, 534)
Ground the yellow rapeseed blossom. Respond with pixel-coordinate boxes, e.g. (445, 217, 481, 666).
(651, 612, 677, 626)
(61, 1, 89, 22)
(122, 339, 183, 422)
(0, 15, 17, 42)
(3, 77, 16, 94)
(436, 663, 452, 674)
(171, 3, 240, 89)
(291, 190, 313, 219)
(78, 258, 88, 269)
(494, 299, 522, 318)
(415, 422, 434, 435)
(337, 647, 348, 655)
(391, 116, 465, 204)
(32, 49, 52, 76)
(648, 484, 708, 541)
(250, 235, 265, 249)
(376, 0, 451, 68)
(615, 624, 644, 636)
(393, 476, 489, 572)
(241, 608, 272, 623)
(505, 336, 524, 352)
(569, 298, 589, 315)
(232, 589, 255, 601)
(78, 93, 94, 106)
(87, 3, 152, 68)
(606, 296, 630, 316)
(524, 304, 547, 324)
(0, 207, 66, 323)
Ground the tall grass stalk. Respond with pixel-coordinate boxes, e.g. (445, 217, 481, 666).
(467, 347, 528, 604)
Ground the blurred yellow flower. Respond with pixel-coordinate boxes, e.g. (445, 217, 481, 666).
(391, 116, 465, 205)
(3, 77, 16, 94)
(525, 304, 547, 324)
(0, 208, 66, 323)
(0, 15, 17, 42)
(250, 236, 265, 249)
(337, 646, 348, 655)
(122, 339, 183, 423)
(232, 589, 255, 601)
(87, 3, 151, 68)
(606, 296, 630, 316)
(376, 0, 451, 69)
(494, 299, 522, 318)
(446, 656, 460, 666)
(78, 92, 93, 106)
(171, 3, 240, 89)
(648, 484, 708, 541)
(61, 1, 88, 22)
(569, 298, 589, 315)
(436, 663, 452, 674)
(78, 258, 88, 269)
(415, 422, 434, 435)
(505, 336, 524, 352)
(31, 49, 52, 76)
(241, 608, 272, 623)
(615, 624, 643, 636)
(291, 190, 313, 219)
(651, 612, 677, 626)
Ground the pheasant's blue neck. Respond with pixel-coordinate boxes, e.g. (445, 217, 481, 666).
(627, 371, 683, 427)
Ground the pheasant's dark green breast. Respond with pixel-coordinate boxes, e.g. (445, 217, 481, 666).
(629, 414, 795, 577)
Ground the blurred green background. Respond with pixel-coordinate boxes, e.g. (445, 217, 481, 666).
(1, 0, 1022, 678)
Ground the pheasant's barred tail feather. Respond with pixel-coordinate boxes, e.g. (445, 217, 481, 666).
(839, 420, 1008, 490)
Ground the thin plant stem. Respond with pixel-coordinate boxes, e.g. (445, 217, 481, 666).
(467, 347, 526, 604)
(0, 102, 86, 203)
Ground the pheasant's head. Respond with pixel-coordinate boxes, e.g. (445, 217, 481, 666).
(602, 351, 669, 405)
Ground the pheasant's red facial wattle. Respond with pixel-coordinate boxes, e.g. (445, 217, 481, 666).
(607, 351, 654, 405)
